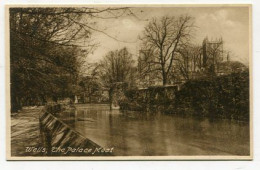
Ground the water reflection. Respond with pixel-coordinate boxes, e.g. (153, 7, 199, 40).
(58, 104, 249, 156)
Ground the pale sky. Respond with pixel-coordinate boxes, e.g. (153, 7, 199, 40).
(86, 6, 250, 65)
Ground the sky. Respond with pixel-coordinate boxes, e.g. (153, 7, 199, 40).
(86, 6, 250, 65)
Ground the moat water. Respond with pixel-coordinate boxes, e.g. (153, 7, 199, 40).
(57, 104, 250, 156)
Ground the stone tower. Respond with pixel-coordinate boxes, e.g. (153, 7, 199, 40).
(202, 37, 224, 73)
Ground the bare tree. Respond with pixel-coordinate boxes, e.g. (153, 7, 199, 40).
(137, 49, 161, 87)
(140, 15, 194, 85)
(99, 47, 136, 87)
(175, 44, 202, 80)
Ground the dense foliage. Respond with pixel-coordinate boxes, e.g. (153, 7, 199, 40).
(119, 71, 249, 121)
(174, 71, 250, 120)
(10, 8, 92, 112)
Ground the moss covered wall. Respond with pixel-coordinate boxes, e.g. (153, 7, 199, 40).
(174, 71, 249, 120)
(119, 71, 249, 120)
(119, 85, 178, 112)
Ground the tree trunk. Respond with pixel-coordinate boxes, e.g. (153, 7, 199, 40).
(11, 96, 22, 113)
(109, 87, 113, 110)
(162, 73, 168, 86)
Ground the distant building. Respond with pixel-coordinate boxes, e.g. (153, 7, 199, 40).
(137, 37, 247, 88)
(202, 37, 230, 73)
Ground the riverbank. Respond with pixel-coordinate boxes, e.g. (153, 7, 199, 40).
(11, 104, 113, 156)
(119, 71, 249, 121)
(72, 104, 250, 156)
(11, 106, 43, 156)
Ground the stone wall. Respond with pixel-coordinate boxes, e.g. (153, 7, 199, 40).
(39, 105, 113, 156)
(119, 85, 178, 112)
(120, 71, 249, 120)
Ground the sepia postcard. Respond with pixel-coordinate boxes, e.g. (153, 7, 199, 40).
(6, 4, 252, 160)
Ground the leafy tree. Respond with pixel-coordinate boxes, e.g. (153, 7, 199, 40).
(79, 64, 102, 103)
(9, 7, 132, 112)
